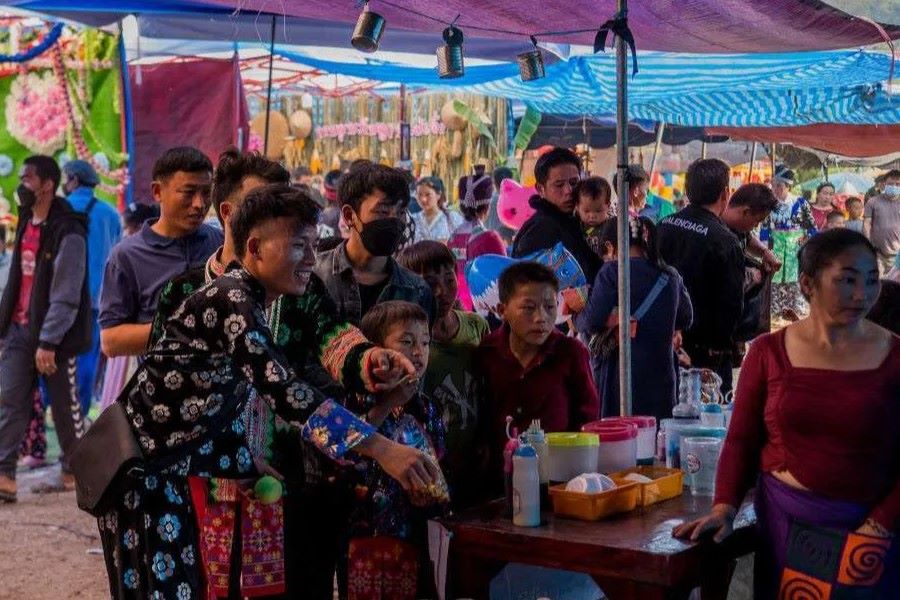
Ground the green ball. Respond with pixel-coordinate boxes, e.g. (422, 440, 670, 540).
(254, 475, 283, 504)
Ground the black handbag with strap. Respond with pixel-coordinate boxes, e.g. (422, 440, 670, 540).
(70, 371, 144, 517)
(71, 353, 241, 517)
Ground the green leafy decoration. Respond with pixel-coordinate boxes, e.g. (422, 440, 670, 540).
(513, 106, 542, 152)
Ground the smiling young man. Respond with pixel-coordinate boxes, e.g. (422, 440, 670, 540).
(511, 147, 600, 283)
(99, 147, 222, 361)
(151, 150, 423, 600)
(96, 183, 437, 600)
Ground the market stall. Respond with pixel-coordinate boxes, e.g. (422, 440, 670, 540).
(439, 495, 756, 600)
(4, 4, 898, 600)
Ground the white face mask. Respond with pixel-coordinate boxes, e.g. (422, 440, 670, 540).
(883, 184, 900, 198)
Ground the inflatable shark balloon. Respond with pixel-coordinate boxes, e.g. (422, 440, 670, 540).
(465, 242, 588, 324)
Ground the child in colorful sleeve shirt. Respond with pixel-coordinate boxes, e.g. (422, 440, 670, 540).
(345, 301, 448, 600)
(398, 240, 491, 509)
(475, 262, 599, 488)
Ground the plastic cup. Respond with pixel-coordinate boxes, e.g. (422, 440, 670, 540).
(680, 436, 722, 496)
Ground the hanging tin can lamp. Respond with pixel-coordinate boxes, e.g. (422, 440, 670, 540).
(437, 24, 465, 79)
(351, 1, 386, 53)
(518, 36, 545, 82)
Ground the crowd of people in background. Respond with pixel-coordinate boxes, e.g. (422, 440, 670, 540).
(0, 144, 895, 599)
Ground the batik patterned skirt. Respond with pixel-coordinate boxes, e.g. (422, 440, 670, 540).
(755, 474, 897, 599)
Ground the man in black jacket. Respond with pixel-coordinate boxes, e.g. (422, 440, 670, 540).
(658, 159, 744, 392)
(512, 147, 600, 283)
(0, 155, 91, 502)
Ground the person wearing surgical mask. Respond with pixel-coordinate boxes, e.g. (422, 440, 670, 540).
(0, 155, 92, 501)
(313, 162, 434, 326)
(863, 168, 900, 276)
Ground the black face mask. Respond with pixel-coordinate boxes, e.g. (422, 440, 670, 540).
(15, 184, 37, 211)
(358, 217, 404, 256)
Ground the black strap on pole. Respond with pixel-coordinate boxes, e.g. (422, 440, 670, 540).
(593, 9, 638, 76)
(263, 14, 277, 156)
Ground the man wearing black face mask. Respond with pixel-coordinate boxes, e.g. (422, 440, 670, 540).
(314, 162, 434, 325)
(0, 155, 92, 502)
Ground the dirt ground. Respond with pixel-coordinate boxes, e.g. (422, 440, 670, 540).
(0, 464, 109, 600)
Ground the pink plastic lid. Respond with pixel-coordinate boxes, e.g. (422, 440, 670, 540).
(601, 416, 657, 429)
(581, 421, 638, 441)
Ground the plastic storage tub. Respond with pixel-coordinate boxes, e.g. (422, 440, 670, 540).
(546, 432, 599, 482)
(609, 466, 683, 507)
(600, 416, 657, 465)
(549, 478, 640, 521)
(581, 422, 638, 474)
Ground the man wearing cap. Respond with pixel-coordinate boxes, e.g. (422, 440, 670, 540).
(62, 160, 122, 416)
(760, 165, 816, 322)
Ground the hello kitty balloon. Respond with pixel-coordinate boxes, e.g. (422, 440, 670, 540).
(498, 179, 537, 230)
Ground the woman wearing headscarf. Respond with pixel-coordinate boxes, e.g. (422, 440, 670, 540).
(760, 166, 817, 322)
(447, 166, 506, 310)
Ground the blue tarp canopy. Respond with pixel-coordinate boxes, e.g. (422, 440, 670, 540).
(276, 48, 899, 128)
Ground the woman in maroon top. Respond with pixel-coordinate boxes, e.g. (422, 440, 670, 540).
(675, 229, 898, 597)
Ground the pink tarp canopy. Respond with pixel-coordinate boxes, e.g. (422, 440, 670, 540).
(201, 0, 898, 52)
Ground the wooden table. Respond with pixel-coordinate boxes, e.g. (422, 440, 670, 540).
(438, 494, 756, 600)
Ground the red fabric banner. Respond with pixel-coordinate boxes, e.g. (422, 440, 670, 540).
(128, 57, 248, 200)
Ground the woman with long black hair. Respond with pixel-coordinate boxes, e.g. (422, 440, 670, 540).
(575, 216, 693, 421)
(675, 229, 898, 597)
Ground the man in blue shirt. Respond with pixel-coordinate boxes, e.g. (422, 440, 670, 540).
(62, 160, 121, 416)
(99, 147, 222, 366)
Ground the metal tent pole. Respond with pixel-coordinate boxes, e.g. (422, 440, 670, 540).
(748, 141, 758, 182)
(615, 0, 632, 417)
(263, 15, 276, 156)
(770, 143, 777, 177)
(648, 122, 665, 178)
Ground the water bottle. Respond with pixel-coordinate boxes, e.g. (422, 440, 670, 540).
(512, 441, 540, 527)
(525, 420, 549, 508)
(700, 403, 725, 428)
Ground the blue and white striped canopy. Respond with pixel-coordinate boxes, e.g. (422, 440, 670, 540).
(468, 50, 898, 127)
(281, 48, 898, 127)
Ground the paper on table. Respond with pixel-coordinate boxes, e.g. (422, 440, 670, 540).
(427, 519, 453, 600)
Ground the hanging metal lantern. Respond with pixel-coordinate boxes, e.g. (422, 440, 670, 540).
(517, 47, 545, 82)
(437, 25, 465, 79)
(351, 2, 386, 53)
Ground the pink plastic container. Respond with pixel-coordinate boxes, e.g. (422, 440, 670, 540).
(581, 422, 638, 474)
(600, 416, 658, 465)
